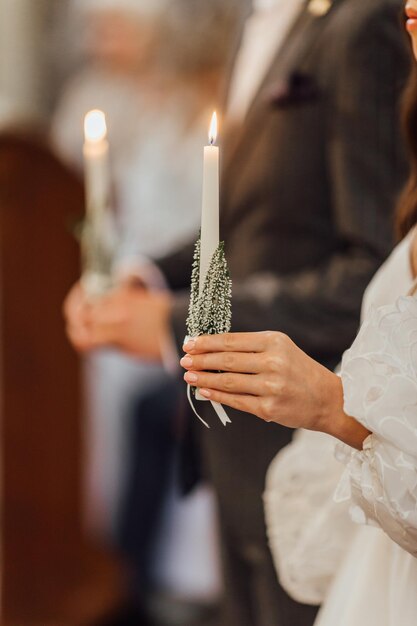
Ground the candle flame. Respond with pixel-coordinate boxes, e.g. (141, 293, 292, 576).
(208, 111, 218, 145)
(84, 109, 107, 142)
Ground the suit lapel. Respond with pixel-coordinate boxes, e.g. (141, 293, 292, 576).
(222, 0, 341, 182)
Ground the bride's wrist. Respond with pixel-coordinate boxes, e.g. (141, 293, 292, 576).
(318, 372, 370, 450)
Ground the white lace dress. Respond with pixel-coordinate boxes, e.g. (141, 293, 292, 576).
(264, 233, 417, 625)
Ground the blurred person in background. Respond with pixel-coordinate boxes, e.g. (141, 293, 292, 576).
(53, 1, 246, 624)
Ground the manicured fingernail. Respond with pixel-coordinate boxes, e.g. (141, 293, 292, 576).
(183, 339, 196, 351)
(185, 372, 198, 383)
(200, 389, 211, 398)
(180, 356, 193, 368)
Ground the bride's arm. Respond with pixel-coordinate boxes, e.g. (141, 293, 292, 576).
(181, 301, 417, 556)
(181, 332, 370, 449)
(334, 297, 417, 556)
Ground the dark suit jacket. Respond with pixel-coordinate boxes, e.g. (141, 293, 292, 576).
(157, 0, 410, 535)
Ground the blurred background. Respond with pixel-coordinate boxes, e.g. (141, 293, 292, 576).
(0, 1, 249, 625)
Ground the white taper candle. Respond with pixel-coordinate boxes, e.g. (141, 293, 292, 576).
(199, 111, 220, 295)
(83, 109, 110, 221)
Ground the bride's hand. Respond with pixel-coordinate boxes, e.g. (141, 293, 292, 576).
(181, 332, 369, 448)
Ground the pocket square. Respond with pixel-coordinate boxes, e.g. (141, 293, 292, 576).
(266, 72, 320, 108)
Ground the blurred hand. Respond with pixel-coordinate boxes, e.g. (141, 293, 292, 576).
(63, 282, 92, 351)
(181, 332, 369, 448)
(63, 281, 172, 360)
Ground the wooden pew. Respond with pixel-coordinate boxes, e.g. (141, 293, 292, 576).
(0, 132, 122, 626)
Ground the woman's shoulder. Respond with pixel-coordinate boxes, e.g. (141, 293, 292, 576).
(361, 232, 415, 318)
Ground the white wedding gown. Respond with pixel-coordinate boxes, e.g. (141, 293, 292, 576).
(264, 232, 417, 625)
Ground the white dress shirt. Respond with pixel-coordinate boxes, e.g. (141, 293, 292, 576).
(227, 0, 305, 121)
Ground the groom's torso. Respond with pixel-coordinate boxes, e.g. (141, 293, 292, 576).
(220, 0, 407, 280)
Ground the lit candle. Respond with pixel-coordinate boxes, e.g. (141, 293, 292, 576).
(83, 109, 110, 221)
(82, 109, 114, 296)
(199, 111, 219, 295)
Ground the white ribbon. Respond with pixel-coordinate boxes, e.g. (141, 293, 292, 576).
(187, 384, 210, 429)
(211, 401, 232, 426)
(184, 335, 232, 427)
(187, 385, 232, 428)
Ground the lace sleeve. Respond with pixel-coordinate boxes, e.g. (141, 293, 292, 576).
(264, 430, 355, 605)
(335, 296, 417, 557)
